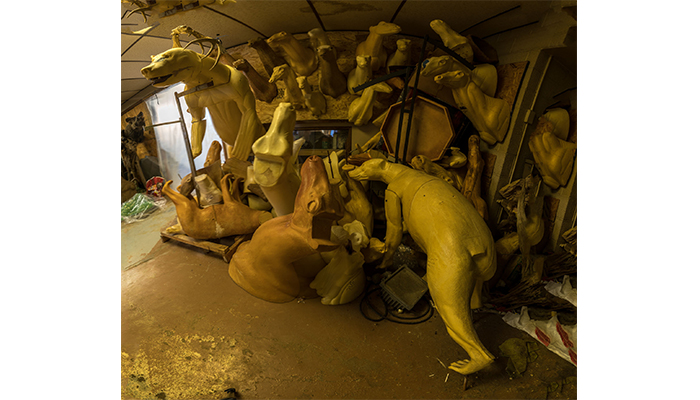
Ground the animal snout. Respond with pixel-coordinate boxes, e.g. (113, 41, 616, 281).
(141, 65, 153, 76)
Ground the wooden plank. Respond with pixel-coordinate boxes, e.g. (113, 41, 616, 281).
(159, 230, 230, 256)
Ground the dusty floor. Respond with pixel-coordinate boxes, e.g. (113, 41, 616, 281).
(121, 205, 577, 400)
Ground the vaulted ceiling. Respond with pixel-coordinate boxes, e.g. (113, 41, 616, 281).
(121, 0, 562, 114)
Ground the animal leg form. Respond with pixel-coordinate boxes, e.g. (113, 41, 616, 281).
(230, 94, 265, 161)
(379, 189, 403, 269)
(427, 251, 495, 375)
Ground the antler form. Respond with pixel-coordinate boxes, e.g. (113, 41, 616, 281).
(123, 1, 150, 23)
(171, 24, 206, 48)
(184, 37, 223, 70)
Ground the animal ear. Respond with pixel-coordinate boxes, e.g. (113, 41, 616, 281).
(306, 198, 322, 214)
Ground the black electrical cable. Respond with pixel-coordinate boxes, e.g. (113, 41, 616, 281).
(359, 285, 434, 324)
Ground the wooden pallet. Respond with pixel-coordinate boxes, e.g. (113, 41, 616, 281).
(160, 219, 251, 262)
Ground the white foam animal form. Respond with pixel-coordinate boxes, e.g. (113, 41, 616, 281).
(267, 31, 318, 77)
(317, 45, 347, 98)
(429, 19, 474, 63)
(310, 245, 366, 306)
(251, 102, 302, 216)
(528, 108, 576, 189)
(347, 55, 372, 95)
(355, 21, 402, 72)
(347, 81, 393, 126)
(435, 70, 511, 145)
(422, 55, 497, 98)
(140, 33, 265, 161)
(438, 147, 468, 169)
(297, 76, 326, 117)
(269, 64, 306, 110)
(387, 39, 411, 71)
(324, 152, 373, 234)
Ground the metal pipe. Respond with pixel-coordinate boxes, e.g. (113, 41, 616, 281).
(174, 90, 202, 207)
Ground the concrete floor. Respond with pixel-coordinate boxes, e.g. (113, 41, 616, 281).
(121, 200, 577, 399)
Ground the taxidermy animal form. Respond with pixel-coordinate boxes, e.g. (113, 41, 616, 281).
(429, 19, 474, 63)
(422, 55, 497, 98)
(231, 58, 278, 103)
(248, 37, 286, 78)
(355, 21, 402, 72)
(348, 158, 497, 376)
(267, 31, 318, 77)
(387, 39, 411, 71)
(162, 174, 273, 240)
(251, 102, 302, 216)
(528, 109, 576, 189)
(461, 135, 488, 220)
(297, 76, 327, 117)
(325, 152, 374, 234)
(228, 155, 345, 303)
(269, 64, 306, 110)
(435, 70, 511, 145)
(347, 81, 393, 126)
(410, 155, 461, 191)
(310, 246, 365, 305)
(317, 45, 347, 98)
(308, 27, 332, 51)
(438, 146, 467, 169)
(140, 30, 265, 161)
(347, 55, 372, 95)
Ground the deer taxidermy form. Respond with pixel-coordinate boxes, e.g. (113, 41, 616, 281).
(248, 37, 287, 78)
(435, 70, 511, 145)
(297, 76, 326, 118)
(317, 45, 347, 98)
(269, 64, 306, 110)
(355, 21, 402, 72)
(267, 31, 318, 77)
(231, 58, 278, 103)
(141, 25, 265, 161)
(347, 55, 372, 95)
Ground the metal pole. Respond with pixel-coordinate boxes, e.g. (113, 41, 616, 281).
(174, 90, 202, 207)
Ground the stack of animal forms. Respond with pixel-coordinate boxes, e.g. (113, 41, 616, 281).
(228, 155, 345, 303)
(231, 58, 278, 103)
(435, 70, 511, 145)
(421, 55, 497, 98)
(347, 55, 373, 95)
(528, 108, 576, 189)
(348, 81, 393, 126)
(355, 21, 402, 72)
(429, 19, 474, 63)
(140, 27, 265, 161)
(410, 155, 462, 192)
(317, 45, 347, 98)
(308, 28, 333, 52)
(310, 230, 366, 305)
(251, 102, 302, 216)
(386, 39, 411, 71)
(324, 152, 374, 234)
(248, 37, 287, 78)
(267, 31, 318, 77)
(348, 159, 497, 376)
(269, 64, 306, 110)
(162, 173, 273, 240)
(297, 76, 326, 117)
(461, 135, 488, 221)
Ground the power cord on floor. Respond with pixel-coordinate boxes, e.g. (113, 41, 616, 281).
(359, 285, 434, 324)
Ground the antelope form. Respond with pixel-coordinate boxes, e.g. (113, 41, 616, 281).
(317, 45, 347, 98)
(347, 81, 393, 126)
(231, 58, 278, 103)
(434, 70, 511, 145)
(140, 25, 264, 161)
(269, 64, 306, 110)
(267, 31, 318, 77)
(297, 76, 327, 118)
(347, 55, 372, 95)
(461, 135, 488, 221)
(386, 38, 411, 71)
(248, 37, 286, 78)
(308, 27, 333, 50)
(421, 55, 497, 98)
(429, 19, 474, 63)
(355, 21, 402, 72)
